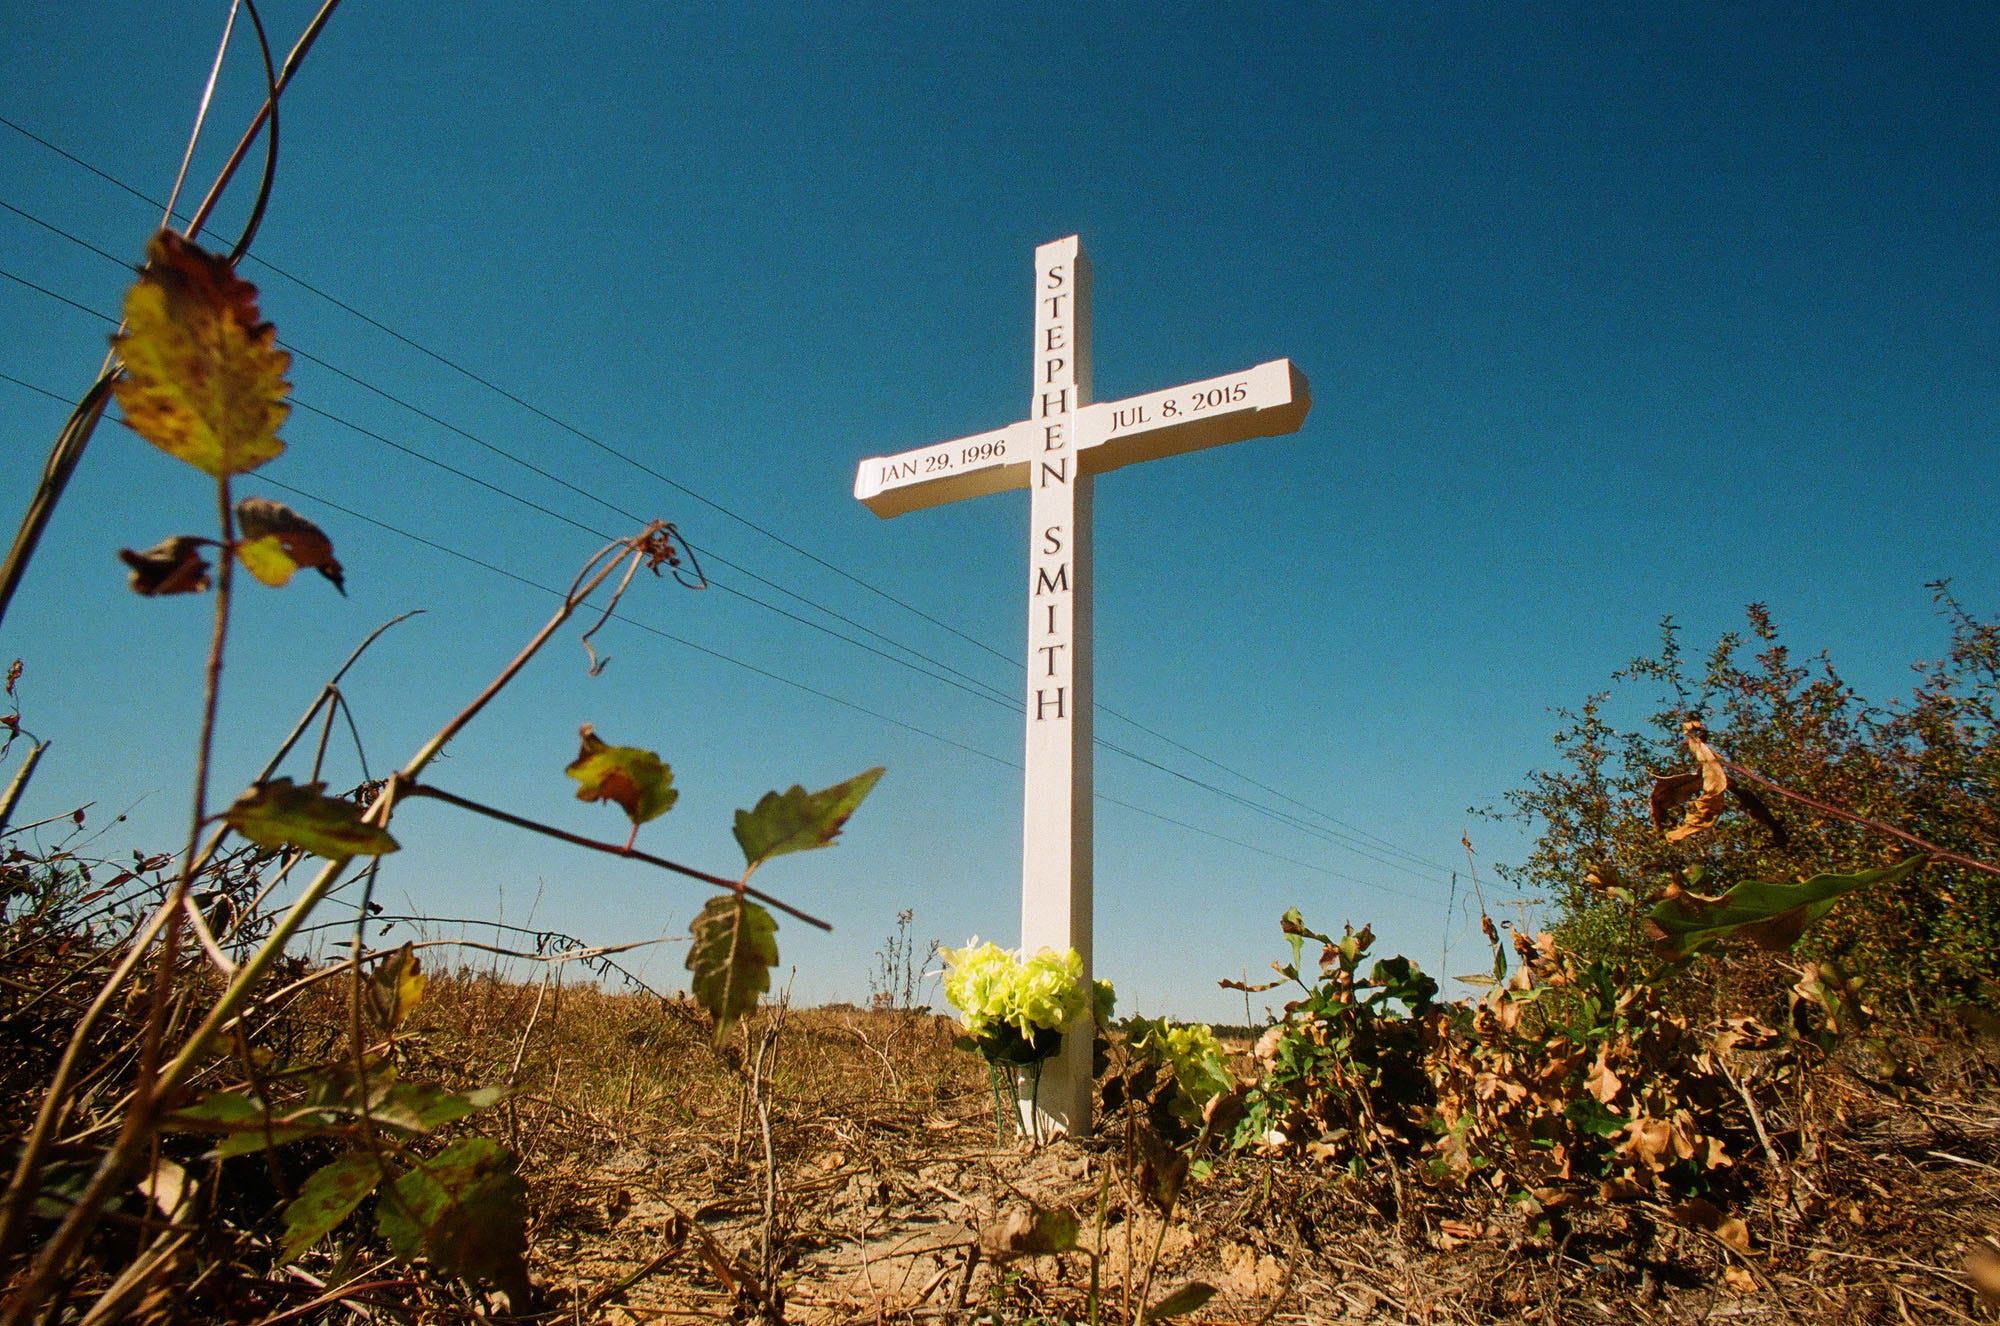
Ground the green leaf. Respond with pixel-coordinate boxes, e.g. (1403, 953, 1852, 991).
(1370, 955, 1439, 1010)
(221, 778, 398, 859)
(28, 1163, 94, 1222)
(732, 766, 883, 873)
(280, 1151, 383, 1262)
(1279, 906, 1310, 971)
(216, 1122, 332, 1157)
(165, 1089, 267, 1130)
(164, 1089, 334, 1158)
(363, 1081, 510, 1134)
(1646, 856, 1926, 961)
(1147, 1282, 1217, 1321)
(376, 1138, 531, 1303)
(686, 895, 778, 1044)
(565, 724, 676, 834)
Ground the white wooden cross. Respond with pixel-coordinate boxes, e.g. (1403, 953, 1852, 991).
(854, 236, 1310, 1136)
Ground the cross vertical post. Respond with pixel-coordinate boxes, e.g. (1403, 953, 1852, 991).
(852, 236, 1310, 1140)
(1021, 237, 1094, 1134)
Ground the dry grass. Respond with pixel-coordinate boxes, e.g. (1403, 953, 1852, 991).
(373, 974, 2000, 1325)
(4, 876, 1996, 1325)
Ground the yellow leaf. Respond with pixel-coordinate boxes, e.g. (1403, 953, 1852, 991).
(566, 725, 677, 834)
(367, 943, 427, 1030)
(237, 536, 297, 587)
(234, 497, 345, 592)
(112, 230, 290, 478)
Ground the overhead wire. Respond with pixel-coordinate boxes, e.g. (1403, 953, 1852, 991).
(3, 306, 1462, 901)
(2, 264, 1459, 898)
(0, 358, 1449, 909)
(0, 139, 1462, 893)
(0, 233, 1028, 714)
(1, 116, 1459, 876)
(1, 195, 1027, 711)
(0, 196, 1024, 708)
(0, 124, 1455, 873)
(1, 230, 1454, 884)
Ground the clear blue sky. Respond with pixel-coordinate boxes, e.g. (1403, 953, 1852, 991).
(3, 3, 1994, 1021)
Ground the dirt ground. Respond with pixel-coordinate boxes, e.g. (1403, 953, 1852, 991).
(496, 1005, 2000, 1325)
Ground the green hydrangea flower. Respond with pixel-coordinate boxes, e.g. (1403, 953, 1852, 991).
(1134, 1018, 1234, 1110)
(1091, 977, 1117, 1026)
(940, 939, 1098, 1063)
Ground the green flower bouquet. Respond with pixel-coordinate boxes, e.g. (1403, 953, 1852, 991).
(941, 939, 1110, 1142)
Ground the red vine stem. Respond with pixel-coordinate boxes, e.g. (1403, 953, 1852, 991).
(398, 780, 831, 932)
(1720, 760, 2000, 880)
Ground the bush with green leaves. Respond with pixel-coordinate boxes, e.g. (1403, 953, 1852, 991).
(1230, 837, 1929, 1223)
(1493, 595, 1999, 1006)
(1228, 911, 1440, 1172)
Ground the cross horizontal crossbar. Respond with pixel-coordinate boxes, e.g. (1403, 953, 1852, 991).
(854, 358, 1310, 518)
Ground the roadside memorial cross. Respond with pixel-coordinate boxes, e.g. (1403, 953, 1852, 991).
(853, 236, 1311, 1136)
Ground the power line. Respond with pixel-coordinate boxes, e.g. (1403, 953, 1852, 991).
(227, 495, 1456, 903)
(1095, 733, 1456, 885)
(0, 196, 1030, 707)
(0, 356, 1448, 907)
(1095, 706, 1458, 875)
(0, 181, 1455, 879)
(0, 153, 1459, 891)
(0, 265, 111, 325)
(0, 246, 1026, 716)
(1, 123, 1444, 866)
(1, 123, 1460, 881)
(1, 247, 1451, 884)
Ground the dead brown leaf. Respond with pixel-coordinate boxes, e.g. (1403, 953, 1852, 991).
(235, 495, 345, 593)
(1656, 721, 1730, 842)
(1585, 1046, 1624, 1105)
(1665, 1196, 1753, 1254)
(1714, 1216, 1752, 1255)
(977, 1205, 1077, 1261)
(119, 536, 211, 595)
(1728, 783, 1788, 847)
(1600, 1176, 1645, 1202)
(1650, 771, 1705, 832)
(1623, 1117, 1675, 1173)
(1967, 1244, 2000, 1311)
(1652, 720, 1788, 847)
